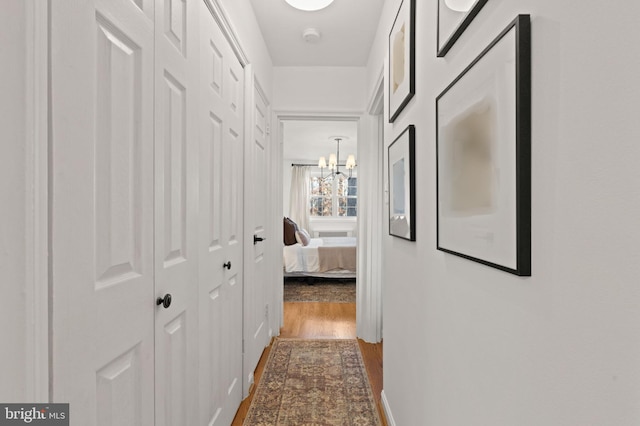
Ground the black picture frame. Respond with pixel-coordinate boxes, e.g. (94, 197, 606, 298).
(437, 0, 488, 57)
(388, 125, 416, 241)
(388, 0, 416, 123)
(436, 15, 531, 276)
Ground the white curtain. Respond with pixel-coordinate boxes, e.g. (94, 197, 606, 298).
(289, 166, 310, 232)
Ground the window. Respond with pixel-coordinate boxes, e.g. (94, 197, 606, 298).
(309, 175, 357, 217)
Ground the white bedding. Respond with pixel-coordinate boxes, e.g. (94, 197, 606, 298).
(283, 237, 356, 273)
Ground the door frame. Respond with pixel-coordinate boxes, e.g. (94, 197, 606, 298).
(357, 68, 385, 343)
(202, 0, 249, 67)
(274, 111, 383, 341)
(24, 0, 49, 403)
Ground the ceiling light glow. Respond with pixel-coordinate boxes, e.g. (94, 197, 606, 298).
(285, 0, 335, 12)
(444, 0, 475, 12)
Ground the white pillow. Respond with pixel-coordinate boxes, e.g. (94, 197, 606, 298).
(295, 228, 311, 246)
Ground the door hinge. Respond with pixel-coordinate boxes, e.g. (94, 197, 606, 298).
(242, 339, 245, 354)
(265, 125, 271, 136)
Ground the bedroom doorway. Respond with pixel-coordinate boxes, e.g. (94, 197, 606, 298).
(280, 117, 359, 327)
(275, 108, 383, 344)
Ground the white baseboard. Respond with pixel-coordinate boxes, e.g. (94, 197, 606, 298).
(381, 390, 396, 426)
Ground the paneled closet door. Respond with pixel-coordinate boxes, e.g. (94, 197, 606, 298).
(197, 0, 245, 424)
(243, 81, 272, 395)
(50, 0, 155, 424)
(153, 0, 200, 425)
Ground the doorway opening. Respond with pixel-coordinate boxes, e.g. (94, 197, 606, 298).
(273, 103, 384, 344)
(281, 118, 359, 332)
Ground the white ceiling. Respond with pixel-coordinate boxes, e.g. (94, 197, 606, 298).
(283, 120, 358, 162)
(249, 0, 385, 66)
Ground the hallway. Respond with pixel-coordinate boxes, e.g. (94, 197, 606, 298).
(232, 301, 385, 425)
(4, 1, 640, 424)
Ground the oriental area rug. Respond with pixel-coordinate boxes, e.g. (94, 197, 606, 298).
(243, 338, 382, 426)
(283, 279, 356, 303)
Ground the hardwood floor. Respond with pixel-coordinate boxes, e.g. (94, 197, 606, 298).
(280, 301, 357, 339)
(358, 338, 385, 423)
(232, 301, 386, 425)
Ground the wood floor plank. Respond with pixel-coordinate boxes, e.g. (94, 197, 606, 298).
(232, 301, 385, 425)
(359, 339, 386, 426)
(231, 340, 272, 425)
(280, 301, 356, 339)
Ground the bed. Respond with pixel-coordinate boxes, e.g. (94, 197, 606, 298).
(283, 237, 357, 278)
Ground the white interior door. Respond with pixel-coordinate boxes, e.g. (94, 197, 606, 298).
(197, 1, 245, 424)
(50, 0, 155, 424)
(243, 81, 272, 395)
(153, 0, 200, 425)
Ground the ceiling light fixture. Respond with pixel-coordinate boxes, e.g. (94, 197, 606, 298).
(318, 136, 356, 180)
(285, 0, 335, 12)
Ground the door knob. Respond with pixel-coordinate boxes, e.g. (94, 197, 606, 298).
(156, 293, 172, 309)
(223, 261, 232, 270)
(253, 235, 265, 245)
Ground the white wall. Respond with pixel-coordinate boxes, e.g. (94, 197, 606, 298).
(0, 0, 28, 402)
(273, 66, 367, 112)
(371, 1, 640, 425)
(275, 67, 366, 242)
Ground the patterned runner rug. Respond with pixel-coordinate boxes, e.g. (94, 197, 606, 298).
(283, 279, 356, 303)
(244, 339, 381, 426)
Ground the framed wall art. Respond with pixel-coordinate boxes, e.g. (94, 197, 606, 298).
(389, 125, 416, 241)
(437, 0, 488, 57)
(436, 15, 531, 276)
(388, 0, 415, 123)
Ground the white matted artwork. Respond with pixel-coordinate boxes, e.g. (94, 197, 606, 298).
(436, 15, 531, 275)
(388, 0, 415, 123)
(437, 0, 488, 57)
(388, 125, 415, 241)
